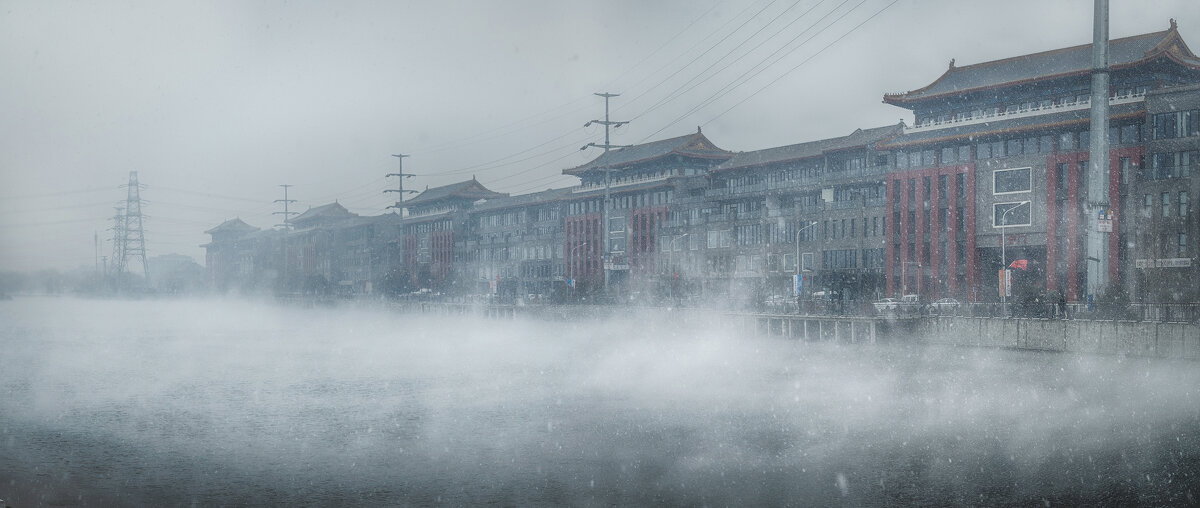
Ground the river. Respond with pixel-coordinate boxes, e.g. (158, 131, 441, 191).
(1, 297, 1197, 506)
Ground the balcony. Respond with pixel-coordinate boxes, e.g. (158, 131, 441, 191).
(907, 91, 1146, 133)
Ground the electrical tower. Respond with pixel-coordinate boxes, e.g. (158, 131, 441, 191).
(274, 184, 298, 229)
(581, 92, 630, 291)
(111, 171, 150, 285)
(385, 153, 417, 212)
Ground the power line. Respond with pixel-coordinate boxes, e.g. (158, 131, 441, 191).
(704, 0, 898, 125)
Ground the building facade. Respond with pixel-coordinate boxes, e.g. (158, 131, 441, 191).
(204, 22, 1200, 308)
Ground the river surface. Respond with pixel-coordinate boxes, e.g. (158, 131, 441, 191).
(1, 297, 1198, 506)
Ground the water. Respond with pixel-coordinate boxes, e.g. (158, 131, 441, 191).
(1, 297, 1198, 506)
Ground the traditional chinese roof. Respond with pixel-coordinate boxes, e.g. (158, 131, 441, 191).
(404, 178, 507, 208)
(472, 186, 573, 212)
(884, 21, 1200, 107)
(290, 201, 357, 227)
(204, 217, 260, 235)
(714, 124, 903, 172)
(563, 127, 732, 176)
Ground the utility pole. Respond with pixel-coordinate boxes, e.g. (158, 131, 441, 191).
(581, 92, 629, 294)
(109, 205, 124, 281)
(112, 171, 149, 289)
(385, 153, 417, 212)
(1086, 0, 1111, 305)
(275, 184, 298, 290)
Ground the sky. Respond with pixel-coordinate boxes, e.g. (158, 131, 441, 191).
(1, 0, 1196, 272)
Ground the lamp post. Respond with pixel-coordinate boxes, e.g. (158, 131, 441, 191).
(998, 200, 1031, 304)
(667, 233, 689, 303)
(901, 261, 923, 297)
(794, 221, 819, 311)
(568, 241, 589, 299)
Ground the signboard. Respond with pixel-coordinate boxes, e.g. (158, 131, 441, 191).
(793, 274, 803, 296)
(1097, 209, 1115, 232)
(998, 269, 1012, 298)
(1136, 258, 1193, 268)
(604, 262, 630, 271)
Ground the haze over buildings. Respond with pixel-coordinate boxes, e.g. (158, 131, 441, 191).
(1, 1, 1196, 272)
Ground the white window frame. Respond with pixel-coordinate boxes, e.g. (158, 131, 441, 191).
(993, 167, 1032, 195)
(993, 201, 1032, 228)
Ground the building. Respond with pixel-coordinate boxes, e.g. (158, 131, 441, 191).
(203, 21, 1200, 309)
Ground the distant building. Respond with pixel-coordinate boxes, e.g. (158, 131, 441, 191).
(203, 21, 1200, 308)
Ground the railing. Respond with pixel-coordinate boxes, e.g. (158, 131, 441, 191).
(572, 174, 670, 194)
(907, 91, 1146, 133)
(940, 302, 1200, 323)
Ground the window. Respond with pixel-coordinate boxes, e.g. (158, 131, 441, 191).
(993, 167, 1032, 194)
(993, 201, 1031, 227)
(1006, 138, 1023, 156)
(941, 147, 956, 165)
(1144, 194, 1153, 215)
(1163, 193, 1171, 217)
(1181, 191, 1190, 218)
(1181, 232, 1189, 257)
(1059, 132, 1076, 151)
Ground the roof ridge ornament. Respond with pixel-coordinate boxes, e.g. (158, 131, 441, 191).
(1171, 18, 1177, 31)
(949, 58, 955, 69)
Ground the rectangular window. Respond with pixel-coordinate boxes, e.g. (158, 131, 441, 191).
(941, 147, 956, 165)
(1181, 233, 1190, 257)
(1059, 132, 1076, 151)
(993, 201, 1031, 227)
(977, 142, 993, 159)
(1006, 138, 1023, 156)
(1181, 191, 1190, 217)
(993, 167, 1032, 194)
(1163, 192, 1171, 217)
(1144, 194, 1153, 215)
(1119, 157, 1132, 185)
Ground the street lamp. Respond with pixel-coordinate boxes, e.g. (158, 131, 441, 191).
(998, 200, 1031, 304)
(567, 241, 589, 299)
(667, 233, 689, 303)
(794, 220, 819, 305)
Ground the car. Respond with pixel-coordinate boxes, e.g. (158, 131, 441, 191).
(930, 298, 961, 314)
(872, 298, 899, 313)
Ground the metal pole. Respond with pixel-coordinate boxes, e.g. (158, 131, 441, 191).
(1086, 0, 1111, 301)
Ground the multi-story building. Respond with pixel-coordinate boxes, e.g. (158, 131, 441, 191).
(880, 20, 1199, 303)
(561, 128, 732, 298)
(203, 21, 1199, 309)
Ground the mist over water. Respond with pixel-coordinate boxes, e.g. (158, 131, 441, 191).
(2, 297, 1198, 506)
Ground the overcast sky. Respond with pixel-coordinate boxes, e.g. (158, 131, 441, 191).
(1, 0, 1195, 272)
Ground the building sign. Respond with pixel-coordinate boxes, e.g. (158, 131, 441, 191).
(1097, 209, 1115, 232)
(1135, 258, 1193, 268)
(793, 274, 803, 296)
(998, 269, 1012, 298)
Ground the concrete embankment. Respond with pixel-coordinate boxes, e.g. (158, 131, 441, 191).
(919, 317, 1200, 360)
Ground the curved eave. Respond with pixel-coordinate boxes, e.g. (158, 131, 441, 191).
(884, 42, 1200, 107)
(563, 150, 729, 176)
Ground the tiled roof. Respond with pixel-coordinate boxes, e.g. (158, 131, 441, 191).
(714, 124, 903, 172)
(204, 217, 260, 235)
(405, 179, 507, 208)
(884, 22, 1199, 106)
(472, 187, 573, 212)
(291, 202, 356, 226)
(563, 128, 732, 176)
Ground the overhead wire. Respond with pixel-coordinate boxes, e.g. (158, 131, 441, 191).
(639, 0, 875, 142)
(704, 0, 900, 125)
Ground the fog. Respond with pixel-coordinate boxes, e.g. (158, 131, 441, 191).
(2, 297, 1198, 505)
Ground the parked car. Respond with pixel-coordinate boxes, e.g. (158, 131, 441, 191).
(873, 298, 899, 313)
(930, 298, 961, 314)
